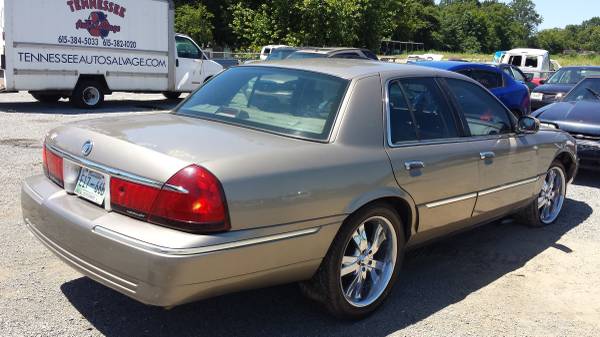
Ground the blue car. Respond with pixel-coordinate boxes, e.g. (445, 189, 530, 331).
(416, 61, 531, 117)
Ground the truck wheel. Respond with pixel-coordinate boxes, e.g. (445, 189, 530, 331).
(31, 93, 62, 103)
(162, 92, 181, 100)
(71, 81, 104, 109)
(300, 204, 405, 319)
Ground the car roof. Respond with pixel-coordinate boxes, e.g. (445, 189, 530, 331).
(415, 61, 501, 72)
(557, 66, 600, 70)
(241, 58, 469, 81)
(506, 48, 549, 56)
(292, 47, 365, 55)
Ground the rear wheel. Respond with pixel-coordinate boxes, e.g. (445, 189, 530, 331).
(162, 92, 181, 100)
(31, 93, 61, 103)
(300, 204, 405, 319)
(70, 81, 105, 109)
(516, 161, 567, 227)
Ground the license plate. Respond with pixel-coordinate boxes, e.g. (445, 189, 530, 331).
(74, 168, 106, 205)
(531, 92, 543, 101)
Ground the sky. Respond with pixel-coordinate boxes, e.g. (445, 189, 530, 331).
(534, 0, 599, 30)
(435, 1, 599, 30)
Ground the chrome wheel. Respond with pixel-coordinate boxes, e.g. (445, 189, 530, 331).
(538, 166, 566, 224)
(339, 216, 397, 308)
(82, 86, 101, 106)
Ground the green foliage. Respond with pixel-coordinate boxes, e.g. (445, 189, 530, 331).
(174, 3, 215, 46)
(172, 1, 599, 55)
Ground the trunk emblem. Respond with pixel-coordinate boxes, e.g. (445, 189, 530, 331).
(82, 141, 94, 157)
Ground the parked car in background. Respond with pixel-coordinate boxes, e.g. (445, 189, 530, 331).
(22, 59, 577, 320)
(533, 76, 600, 170)
(0, 0, 223, 107)
(406, 53, 444, 62)
(530, 66, 600, 110)
(265, 47, 299, 61)
(286, 48, 379, 60)
(416, 61, 531, 116)
(260, 45, 289, 60)
(495, 63, 537, 91)
(501, 48, 559, 85)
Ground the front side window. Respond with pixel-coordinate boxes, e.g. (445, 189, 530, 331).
(511, 67, 526, 82)
(176, 37, 201, 59)
(333, 52, 364, 60)
(388, 78, 459, 144)
(446, 78, 513, 136)
(176, 67, 348, 141)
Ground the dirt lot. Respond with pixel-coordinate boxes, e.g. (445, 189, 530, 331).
(0, 92, 599, 337)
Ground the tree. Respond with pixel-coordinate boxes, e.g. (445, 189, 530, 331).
(174, 3, 215, 46)
(509, 0, 542, 46)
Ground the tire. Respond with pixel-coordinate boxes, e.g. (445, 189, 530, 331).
(31, 93, 61, 103)
(70, 80, 105, 109)
(516, 160, 567, 227)
(300, 204, 405, 320)
(162, 92, 181, 100)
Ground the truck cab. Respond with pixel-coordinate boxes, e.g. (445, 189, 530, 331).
(501, 48, 559, 86)
(172, 34, 223, 95)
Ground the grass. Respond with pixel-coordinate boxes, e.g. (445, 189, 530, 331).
(383, 50, 600, 66)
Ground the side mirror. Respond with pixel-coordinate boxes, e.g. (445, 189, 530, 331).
(517, 116, 540, 134)
(539, 79, 546, 85)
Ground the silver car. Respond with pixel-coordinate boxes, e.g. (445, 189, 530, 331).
(22, 59, 577, 319)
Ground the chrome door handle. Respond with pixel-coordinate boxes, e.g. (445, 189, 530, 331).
(404, 161, 425, 171)
(480, 151, 496, 160)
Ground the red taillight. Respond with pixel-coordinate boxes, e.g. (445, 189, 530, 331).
(109, 165, 229, 233)
(149, 165, 230, 233)
(110, 177, 161, 219)
(43, 145, 64, 187)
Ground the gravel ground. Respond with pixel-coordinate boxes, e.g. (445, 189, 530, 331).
(0, 92, 599, 337)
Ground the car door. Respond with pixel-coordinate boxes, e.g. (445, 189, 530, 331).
(385, 77, 480, 233)
(442, 78, 540, 218)
(175, 36, 205, 92)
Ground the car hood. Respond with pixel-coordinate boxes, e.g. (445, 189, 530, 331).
(535, 101, 600, 136)
(533, 83, 575, 94)
(47, 112, 320, 184)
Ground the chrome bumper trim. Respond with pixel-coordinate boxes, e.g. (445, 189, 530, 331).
(25, 219, 138, 293)
(93, 225, 321, 256)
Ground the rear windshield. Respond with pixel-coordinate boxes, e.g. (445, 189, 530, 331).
(286, 52, 328, 60)
(176, 67, 348, 141)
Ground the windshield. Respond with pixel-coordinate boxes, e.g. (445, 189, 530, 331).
(266, 49, 297, 61)
(286, 52, 328, 60)
(176, 67, 348, 141)
(547, 68, 600, 85)
(563, 78, 600, 102)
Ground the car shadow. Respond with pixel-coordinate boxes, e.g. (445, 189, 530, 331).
(60, 198, 592, 337)
(573, 170, 600, 189)
(0, 99, 181, 115)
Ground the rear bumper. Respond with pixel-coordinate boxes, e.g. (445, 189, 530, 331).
(22, 175, 340, 307)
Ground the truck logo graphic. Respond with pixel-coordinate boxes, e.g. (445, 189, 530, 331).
(76, 12, 121, 38)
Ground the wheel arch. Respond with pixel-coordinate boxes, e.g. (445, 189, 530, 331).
(554, 151, 578, 182)
(75, 74, 111, 94)
(345, 190, 417, 242)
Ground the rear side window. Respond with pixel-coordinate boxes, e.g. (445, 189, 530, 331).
(446, 79, 512, 136)
(176, 67, 348, 141)
(460, 70, 503, 89)
(388, 78, 459, 144)
(333, 52, 364, 59)
(525, 56, 538, 68)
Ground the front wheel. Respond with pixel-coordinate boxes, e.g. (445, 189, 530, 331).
(70, 81, 105, 109)
(516, 161, 567, 227)
(301, 204, 405, 319)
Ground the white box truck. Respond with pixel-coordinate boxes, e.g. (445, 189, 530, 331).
(0, 0, 223, 108)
